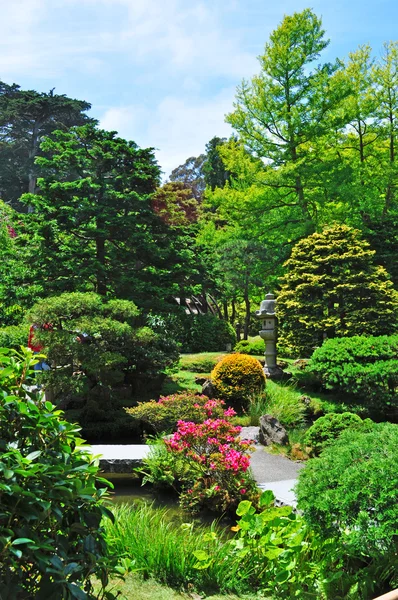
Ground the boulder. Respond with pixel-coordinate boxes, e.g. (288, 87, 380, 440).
(259, 414, 289, 446)
(201, 379, 216, 399)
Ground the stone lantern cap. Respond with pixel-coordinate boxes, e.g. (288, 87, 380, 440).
(255, 293, 276, 317)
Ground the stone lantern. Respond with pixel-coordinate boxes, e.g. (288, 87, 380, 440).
(255, 293, 283, 379)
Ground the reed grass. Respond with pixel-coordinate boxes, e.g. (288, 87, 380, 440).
(104, 503, 254, 595)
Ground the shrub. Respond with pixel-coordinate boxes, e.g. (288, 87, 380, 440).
(304, 412, 373, 456)
(309, 334, 398, 418)
(296, 423, 398, 556)
(233, 338, 264, 356)
(211, 353, 265, 411)
(126, 393, 227, 435)
(0, 323, 29, 350)
(0, 347, 115, 599)
(27, 292, 179, 402)
(179, 314, 236, 353)
(277, 224, 398, 357)
(141, 417, 258, 515)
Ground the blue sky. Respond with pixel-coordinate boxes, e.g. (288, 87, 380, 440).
(0, 0, 397, 177)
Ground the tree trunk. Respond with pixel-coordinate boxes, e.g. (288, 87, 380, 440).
(223, 301, 229, 321)
(243, 291, 250, 340)
(96, 237, 106, 295)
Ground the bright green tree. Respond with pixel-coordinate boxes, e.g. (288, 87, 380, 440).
(277, 224, 398, 357)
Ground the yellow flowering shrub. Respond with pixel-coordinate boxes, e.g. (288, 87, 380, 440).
(211, 353, 266, 411)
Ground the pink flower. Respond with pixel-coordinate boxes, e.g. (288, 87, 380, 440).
(240, 489, 247, 495)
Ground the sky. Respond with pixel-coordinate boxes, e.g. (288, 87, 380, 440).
(0, 0, 397, 177)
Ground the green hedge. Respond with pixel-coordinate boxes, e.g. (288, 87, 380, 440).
(234, 338, 264, 355)
(0, 323, 29, 349)
(309, 335, 398, 418)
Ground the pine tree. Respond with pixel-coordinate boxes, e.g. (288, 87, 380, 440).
(277, 224, 398, 356)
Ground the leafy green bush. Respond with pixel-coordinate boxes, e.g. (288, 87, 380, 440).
(211, 353, 265, 412)
(179, 314, 236, 353)
(249, 381, 305, 429)
(0, 323, 29, 350)
(309, 334, 398, 418)
(0, 347, 115, 599)
(126, 393, 227, 435)
(304, 412, 373, 456)
(297, 423, 398, 557)
(27, 292, 179, 402)
(233, 338, 264, 356)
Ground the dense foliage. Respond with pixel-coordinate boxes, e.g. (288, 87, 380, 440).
(304, 412, 372, 456)
(179, 314, 236, 353)
(233, 338, 264, 356)
(277, 225, 398, 357)
(297, 424, 398, 562)
(211, 353, 265, 411)
(309, 334, 398, 418)
(0, 347, 115, 599)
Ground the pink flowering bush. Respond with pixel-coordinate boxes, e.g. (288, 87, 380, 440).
(126, 393, 227, 436)
(165, 418, 259, 514)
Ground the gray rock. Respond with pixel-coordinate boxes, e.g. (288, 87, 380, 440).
(195, 376, 208, 385)
(239, 426, 260, 443)
(201, 379, 216, 399)
(259, 414, 289, 446)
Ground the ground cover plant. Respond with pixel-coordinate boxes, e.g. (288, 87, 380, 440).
(0, 347, 116, 599)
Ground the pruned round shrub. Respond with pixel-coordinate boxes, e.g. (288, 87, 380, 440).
(309, 334, 398, 418)
(304, 412, 372, 456)
(234, 338, 264, 356)
(211, 353, 265, 411)
(0, 347, 115, 599)
(297, 423, 398, 556)
(126, 393, 229, 435)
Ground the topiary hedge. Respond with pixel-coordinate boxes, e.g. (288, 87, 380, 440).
(309, 334, 398, 419)
(304, 412, 373, 456)
(211, 353, 265, 411)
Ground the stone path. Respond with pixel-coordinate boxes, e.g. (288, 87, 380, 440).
(90, 440, 304, 507)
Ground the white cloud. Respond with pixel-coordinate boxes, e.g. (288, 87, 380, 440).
(99, 88, 235, 176)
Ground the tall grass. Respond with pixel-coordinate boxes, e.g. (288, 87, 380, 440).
(249, 381, 305, 428)
(104, 503, 253, 595)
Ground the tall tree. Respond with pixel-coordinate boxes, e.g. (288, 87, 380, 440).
(0, 81, 94, 208)
(20, 125, 164, 302)
(226, 9, 348, 230)
(203, 136, 231, 190)
(169, 154, 206, 201)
